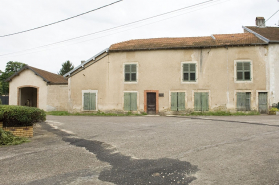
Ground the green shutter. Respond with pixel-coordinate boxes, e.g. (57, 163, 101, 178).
(237, 92, 246, 111)
(194, 92, 201, 111)
(245, 93, 251, 111)
(84, 93, 90, 110)
(90, 93, 96, 110)
(130, 93, 137, 111)
(178, 92, 185, 111)
(124, 93, 131, 111)
(201, 92, 209, 111)
(171, 92, 178, 111)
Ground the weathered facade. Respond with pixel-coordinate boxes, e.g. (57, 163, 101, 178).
(65, 30, 276, 114)
(7, 66, 68, 111)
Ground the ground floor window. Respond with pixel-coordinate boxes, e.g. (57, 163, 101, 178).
(83, 90, 97, 111)
(237, 92, 251, 111)
(171, 92, 185, 111)
(194, 92, 209, 111)
(124, 92, 137, 111)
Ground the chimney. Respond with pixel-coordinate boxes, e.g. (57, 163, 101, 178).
(81, 60, 86, 64)
(256, 17, 265, 27)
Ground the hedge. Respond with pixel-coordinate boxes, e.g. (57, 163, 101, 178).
(0, 105, 46, 127)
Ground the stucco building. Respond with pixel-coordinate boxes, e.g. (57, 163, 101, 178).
(7, 66, 68, 111)
(64, 17, 278, 115)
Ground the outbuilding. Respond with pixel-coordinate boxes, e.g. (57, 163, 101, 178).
(6, 65, 68, 111)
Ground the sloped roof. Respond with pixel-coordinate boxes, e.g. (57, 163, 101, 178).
(109, 33, 266, 51)
(6, 65, 68, 85)
(244, 26, 279, 42)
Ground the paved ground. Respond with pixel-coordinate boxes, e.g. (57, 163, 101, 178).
(0, 115, 279, 185)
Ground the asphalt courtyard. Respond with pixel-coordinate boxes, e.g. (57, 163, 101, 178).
(0, 115, 279, 185)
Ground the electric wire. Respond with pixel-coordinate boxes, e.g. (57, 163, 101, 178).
(0, 0, 223, 57)
(0, 0, 123, 37)
(5, 0, 233, 58)
(265, 9, 279, 23)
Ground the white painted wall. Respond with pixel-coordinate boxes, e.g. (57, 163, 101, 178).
(268, 44, 279, 106)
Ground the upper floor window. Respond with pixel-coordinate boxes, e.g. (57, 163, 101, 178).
(236, 62, 251, 81)
(125, 64, 137, 82)
(183, 63, 196, 82)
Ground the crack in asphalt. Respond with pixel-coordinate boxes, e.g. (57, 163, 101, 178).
(43, 123, 199, 185)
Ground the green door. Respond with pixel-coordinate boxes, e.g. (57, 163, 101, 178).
(237, 92, 250, 111)
(258, 92, 268, 114)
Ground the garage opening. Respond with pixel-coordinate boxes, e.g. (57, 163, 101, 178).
(19, 87, 38, 107)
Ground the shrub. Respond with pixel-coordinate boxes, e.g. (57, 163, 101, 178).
(269, 107, 279, 112)
(0, 128, 29, 146)
(0, 105, 46, 127)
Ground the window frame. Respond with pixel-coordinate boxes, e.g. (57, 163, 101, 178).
(181, 61, 198, 84)
(124, 62, 138, 84)
(234, 60, 253, 83)
(82, 90, 98, 111)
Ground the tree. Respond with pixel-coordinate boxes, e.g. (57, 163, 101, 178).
(0, 61, 26, 95)
(58, 61, 74, 76)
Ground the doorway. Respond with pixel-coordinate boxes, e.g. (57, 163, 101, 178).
(147, 93, 156, 114)
(258, 92, 268, 114)
(19, 87, 38, 107)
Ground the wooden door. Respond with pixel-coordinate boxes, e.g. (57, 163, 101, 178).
(258, 92, 268, 114)
(147, 93, 156, 114)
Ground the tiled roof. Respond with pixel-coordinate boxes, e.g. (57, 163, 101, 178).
(245, 26, 279, 42)
(6, 65, 68, 84)
(109, 33, 266, 51)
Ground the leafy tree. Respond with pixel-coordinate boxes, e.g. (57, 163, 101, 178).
(58, 61, 74, 76)
(0, 61, 26, 95)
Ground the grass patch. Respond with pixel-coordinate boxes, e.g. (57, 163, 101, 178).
(184, 111, 260, 116)
(46, 111, 148, 116)
(0, 128, 29, 146)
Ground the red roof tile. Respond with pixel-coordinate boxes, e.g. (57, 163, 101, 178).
(109, 33, 266, 51)
(245, 26, 279, 42)
(7, 66, 68, 84)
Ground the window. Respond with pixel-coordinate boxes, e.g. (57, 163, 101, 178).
(124, 92, 137, 111)
(237, 92, 251, 111)
(183, 63, 196, 82)
(171, 92, 185, 111)
(194, 92, 209, 111)
(236, 62, 251, 81)
(125, 64, 137, 82)
(83, 91, 97, 111)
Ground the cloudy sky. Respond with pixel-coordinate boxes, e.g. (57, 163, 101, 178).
(0, 0, 278, 74)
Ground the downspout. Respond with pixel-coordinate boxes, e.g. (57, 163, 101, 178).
(226, 47, 230, 109)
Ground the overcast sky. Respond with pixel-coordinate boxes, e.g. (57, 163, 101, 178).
(0, 0, 278, 74)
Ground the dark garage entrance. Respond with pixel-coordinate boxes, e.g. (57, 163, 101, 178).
(19, 87, 38, 107)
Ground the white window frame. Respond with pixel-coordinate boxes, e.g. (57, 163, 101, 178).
(124, 62, 138, 84)
(234, 60, 253, 83)
(181, 61, 198, 84)
(82, 90, 98, 111)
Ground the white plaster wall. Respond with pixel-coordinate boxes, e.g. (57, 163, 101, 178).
(69, 46, 268, 113)
(268, 44, 279, 106)
(47, 85, 68, 111)
(9, 69, 48, 110)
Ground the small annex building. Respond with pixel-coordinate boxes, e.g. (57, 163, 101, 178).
(7, 65, 68, 111)
(64, 17, 279, 115)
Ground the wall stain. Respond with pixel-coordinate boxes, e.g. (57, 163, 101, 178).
(44, 123, 199, 185)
